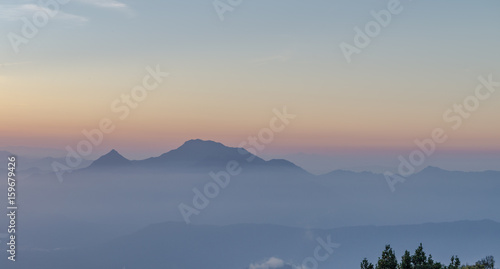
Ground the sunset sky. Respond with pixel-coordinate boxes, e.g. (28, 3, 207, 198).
(1, 0, 499, 167)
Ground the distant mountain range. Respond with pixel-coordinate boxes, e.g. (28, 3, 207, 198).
(3, 140, 499, 179)
(0, 150, 91, 179)
(1, 139, 499, 269)
(86, 139, 307, 174)
(81, 139, 500, 177)
(9, 139, 500, 230)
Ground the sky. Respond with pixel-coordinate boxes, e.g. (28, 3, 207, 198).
(1, 0, 499, 170)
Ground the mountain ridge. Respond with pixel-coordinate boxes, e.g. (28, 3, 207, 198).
(89, 149, 131, 167)
(82, 140, 500, 176)
(85, 139, 307, 174)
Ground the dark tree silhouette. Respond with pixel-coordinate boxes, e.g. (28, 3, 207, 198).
(476, 256, 495, 269)
(376, 245, 398, 269)
(360, 244, 494, 269)
(401, 250, 412, 269)
(361, 258, 375, 269)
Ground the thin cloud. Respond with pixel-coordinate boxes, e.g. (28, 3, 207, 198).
(0, 4, 88, 24)
(77, 0, 128, 9)
(249, 257, 286, 269)
(249, 257, 305, 269)
(76, 0, 135, 18)
(0, 0, 131, 24)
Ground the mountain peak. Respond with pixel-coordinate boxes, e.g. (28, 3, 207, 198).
(419, 166, 448, 174)
(155, 139, 250, 164)
(108, 149, 119, 155)
(180, 139, 226, 149)
(91, 149, 130, 167)
(84, 140, 306, 173)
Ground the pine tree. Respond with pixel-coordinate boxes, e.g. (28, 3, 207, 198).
(412, 243, 427, 269)
(447, 255, 461, 269)
(401, 250, 412, 269)
(376, 245, 398, 269)
(361, 258, 375, 269)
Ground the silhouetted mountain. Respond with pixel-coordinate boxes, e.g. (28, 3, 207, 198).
(413, 166, 450, 176)
(414, 166, 500, 179)
(139, 139, 266, 166)
(89, 149, 131, 167)
(22, 147, 500, 230)
(85, 139, 306, 174)
(0, 151, 92, 179)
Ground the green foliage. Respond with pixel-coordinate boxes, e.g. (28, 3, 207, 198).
(460, 256, 495, 269)
(400, 250, 412, 269)
(448, 255, 461, 269)
(428, 254, 443, 269)
(376, 245, 398, 269)
(412, 243, 427, 269)
(461, 265, 485, 269)
(476, 256, 495, 269)
(361, 258, 375, 269)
